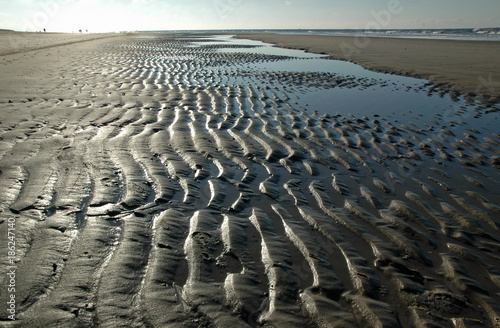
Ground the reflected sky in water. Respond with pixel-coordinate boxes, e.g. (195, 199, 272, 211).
(188, 35, 499, 134)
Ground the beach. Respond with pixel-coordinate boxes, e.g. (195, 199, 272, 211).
(0, 30, 124, 56)
(237, 33, 500, 103)
(0, 32, 500, 327)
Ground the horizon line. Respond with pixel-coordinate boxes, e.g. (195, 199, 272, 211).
(3, 26, 500, 34)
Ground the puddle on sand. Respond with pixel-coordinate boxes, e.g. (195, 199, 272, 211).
(188, 34, 500, 133)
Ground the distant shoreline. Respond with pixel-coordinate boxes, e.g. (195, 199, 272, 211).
(235, 33, 500, 104)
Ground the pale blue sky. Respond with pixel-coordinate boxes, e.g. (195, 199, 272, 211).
(1, 0, 499, 32)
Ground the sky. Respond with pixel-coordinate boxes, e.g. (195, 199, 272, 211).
(0, 0, 499, 33)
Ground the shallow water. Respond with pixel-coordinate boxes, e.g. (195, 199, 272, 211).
(193, 34, 499, 132)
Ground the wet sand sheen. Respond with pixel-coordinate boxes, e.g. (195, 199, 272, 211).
(0, 33, 499, 327)
(236, 33, 500, 103)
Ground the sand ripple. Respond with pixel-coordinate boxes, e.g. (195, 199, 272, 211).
(0, 35, 500, 327)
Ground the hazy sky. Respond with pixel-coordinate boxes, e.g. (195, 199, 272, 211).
(1, 0, 499, 32)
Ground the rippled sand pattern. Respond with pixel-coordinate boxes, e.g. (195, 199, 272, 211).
(1, 35, 500, 327)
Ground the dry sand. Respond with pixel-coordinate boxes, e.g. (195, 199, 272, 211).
(0, 31, 124, 56)
(237, 33, 500, 103)
(0, 32, 500, 327)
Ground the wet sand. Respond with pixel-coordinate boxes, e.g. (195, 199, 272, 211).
(236, 33, 500, 103)
(0, 32, 500, 327)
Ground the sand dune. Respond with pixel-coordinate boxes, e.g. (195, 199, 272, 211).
(0, 33, 500, 327)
